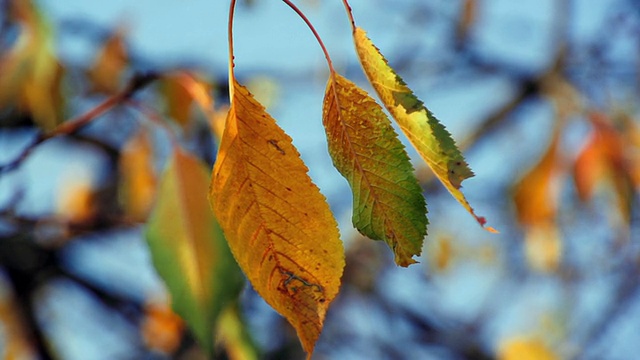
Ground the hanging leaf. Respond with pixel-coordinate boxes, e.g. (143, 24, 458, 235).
(145, 148, 244, 354)
(352, 27, 495, 232)
(210, 79, 344, 357)
(323, 73, 427, 266)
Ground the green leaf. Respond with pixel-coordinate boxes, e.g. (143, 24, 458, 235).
(323, 73, 428, 266)
(145, 148, 244, 354)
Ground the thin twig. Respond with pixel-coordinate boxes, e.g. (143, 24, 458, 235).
(0, 72, 158, 175)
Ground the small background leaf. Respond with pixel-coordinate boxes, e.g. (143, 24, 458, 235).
(211, 79, 344, 356)
(145, 148, 244, 354)
(513, 129, 563, 272)
(118, 127, 157, 222)
(323, 73, 427, 266)
(353, 27, 495, 232)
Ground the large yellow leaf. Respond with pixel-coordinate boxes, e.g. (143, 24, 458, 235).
(210, 79, 344, 356)
(353, 27, 495, 232)
(323, 73, 427, 266)
(145, 148, 244, 354)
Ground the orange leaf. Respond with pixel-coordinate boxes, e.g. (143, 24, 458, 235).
(119, 128, 157, 221)
(88, 28, 129, 94)
(513, 131, 561, 227)
(210, 79, 344, 356)
(161, 71, 214, 128)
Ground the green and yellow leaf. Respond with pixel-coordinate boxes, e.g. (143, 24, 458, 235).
(145, 148, 244, 354)
(323, 73, 427, 266)
(353, 27, 495, 232)
(210, 79, 345, 357)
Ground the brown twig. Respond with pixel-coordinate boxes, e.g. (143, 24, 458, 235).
(0, 72, 158, 175)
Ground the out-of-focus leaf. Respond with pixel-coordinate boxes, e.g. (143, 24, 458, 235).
(513, 130, 562, 272)
(141, 301, 185, 355)
(87, 28, 129, 94)
(573, 112, 635, 224)
(352, 27, 495, 232)
(513, 132, 561, 227)
(119, 128, 157, 222)
(427, 236, 454, 273)
(210, 79, 344, 357)
(161, 71, 214, 128)
(0, 1, 64, 130)
(56, 175, 96, 225)
(216, 303, 260, 360)
(145, 148, 244, 354)
(523, 225, 562, 272)
(0, 282, 36, 359)
(323, 73, 427, 266)
(498, 337, 559, 360)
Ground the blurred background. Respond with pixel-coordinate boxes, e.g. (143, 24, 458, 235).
(0, 0, 639, 359)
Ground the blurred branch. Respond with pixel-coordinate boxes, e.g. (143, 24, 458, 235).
(0, 72, 158, 175)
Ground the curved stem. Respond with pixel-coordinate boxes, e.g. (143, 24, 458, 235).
(228, 0, 237, 97)
(280, 0, 336, 74)
(340, 0, 356, 31)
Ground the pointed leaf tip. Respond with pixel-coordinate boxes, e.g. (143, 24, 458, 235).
(353, 26, 495, 232)
(323, 73, 428, 266)
(211, 79, 345, 355)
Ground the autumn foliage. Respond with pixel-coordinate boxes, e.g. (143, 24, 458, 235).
(1, 0, 639, 359)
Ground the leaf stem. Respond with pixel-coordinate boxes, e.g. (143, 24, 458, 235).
(340, 0, 357, 31)
(280, 0, 336, 74)
(228, 0, 237, 97)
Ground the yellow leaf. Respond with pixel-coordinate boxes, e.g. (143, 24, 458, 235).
(524, 225, 562, 272)
(323, 73, 427, 266)
(498, 337, 559, 360)
(216, 304, 259, 360)
(119, 128, 157, 222)
(353, 27, 495, 232)
(427, 235, 454, 272)
(210, 79, 344, 356)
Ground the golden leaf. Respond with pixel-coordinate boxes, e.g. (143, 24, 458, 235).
(323, 73, 427, 266)
(210, 79, 344, 356)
